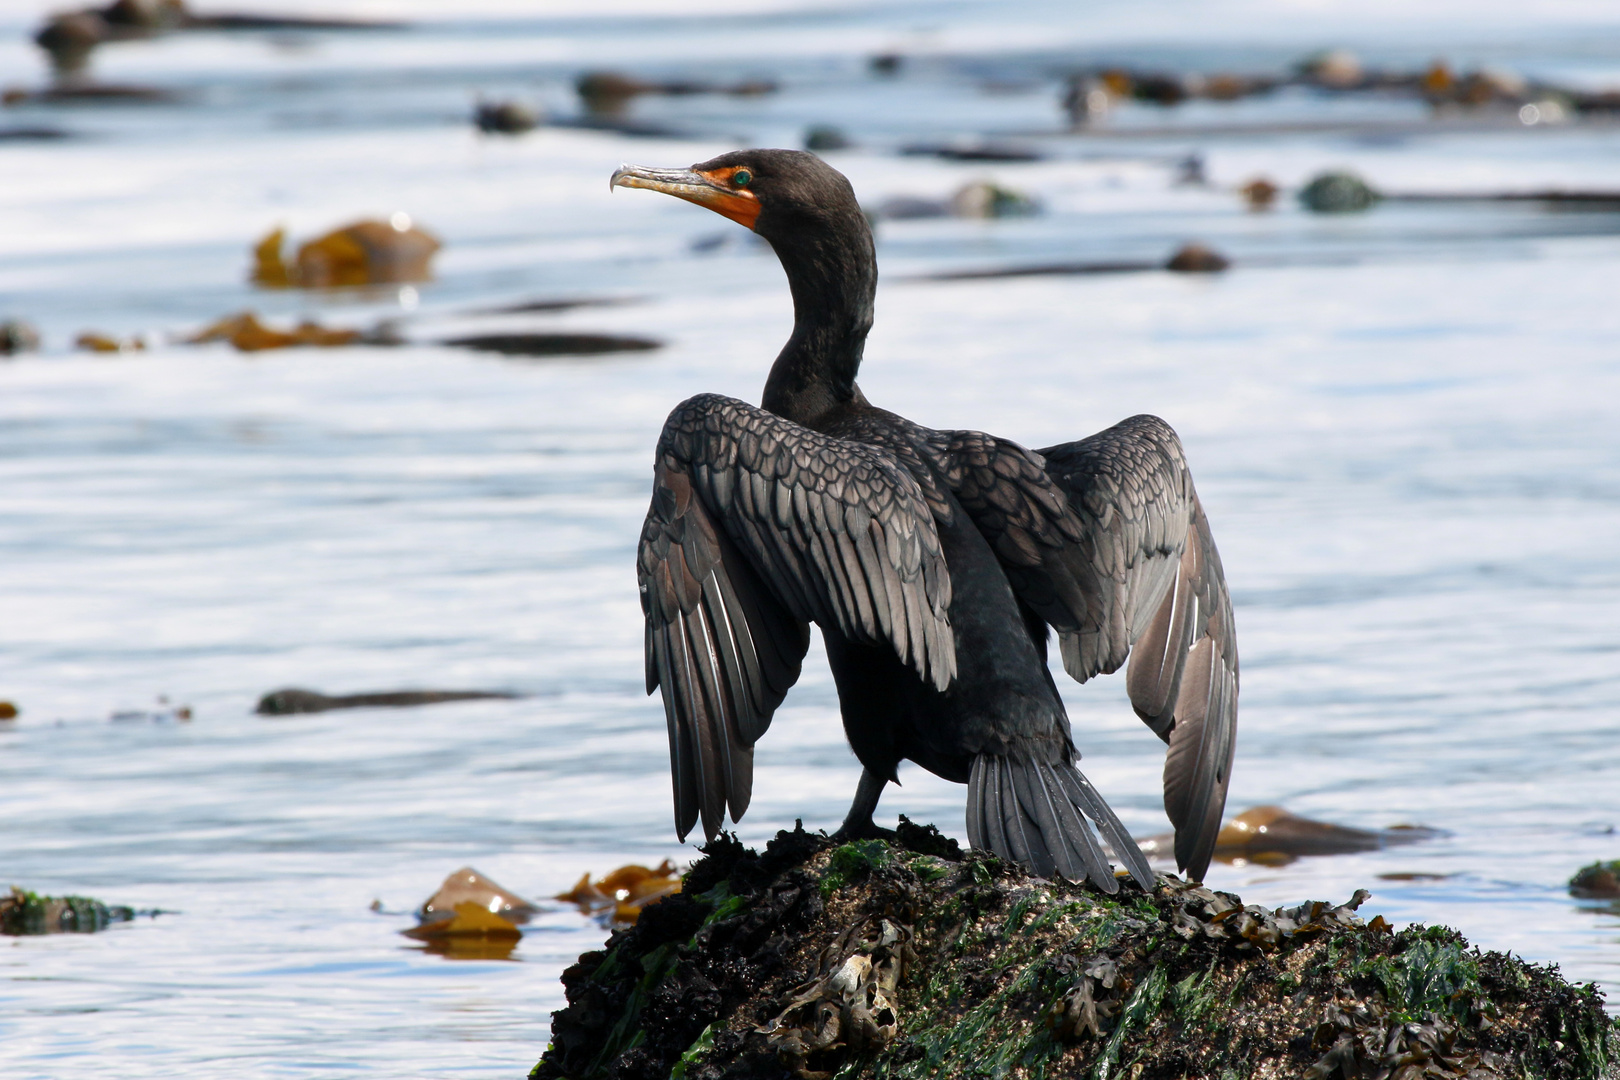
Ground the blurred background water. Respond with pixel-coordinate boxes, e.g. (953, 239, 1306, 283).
(2, 0, 1619, 1076)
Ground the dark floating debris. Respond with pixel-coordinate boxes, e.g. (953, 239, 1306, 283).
(0, 701, 18, 720)
(534, 825, 1618, 1080)
(868, 52, 903, 77)
(442, 333, 661, 358)
(469, 296, 637, 316)
(803, 124, 852, 151)
(1300, 170, 1382, 213)
(1569, 860, 1620, 901)
(1165, 242, 1229, 273)
(253, 217, 440, 289)
(31, 0, 400, 75)
(2, 886, 137, 935)
(3, 83, 177, 105)
(255, 687, 520, 715)
(575, 70, 776, 116)
(1, 320, 41, 355)
(0, 124, 71, 139)
(554, 860, 682, 925)
(900, 141, 1043, 162)
(1140, 805, 1444, 867)
(474, 100, 539, 135)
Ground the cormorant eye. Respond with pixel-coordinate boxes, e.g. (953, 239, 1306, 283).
(732, 169, 753, 187)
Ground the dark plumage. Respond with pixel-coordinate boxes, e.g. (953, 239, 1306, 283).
(614, 149, 1238, 889)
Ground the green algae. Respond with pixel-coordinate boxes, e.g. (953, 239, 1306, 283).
(0, 886, 136, 935)
(534, 829, 1620, 1080)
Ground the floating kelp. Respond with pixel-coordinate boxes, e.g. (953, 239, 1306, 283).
(555, 860, 681, 925)
(75, 331, 144, 353)
(420, 867, 541, 925)
(253, 218, 439, 289)
(187, 311, 361, 352)
(533, 825, 1619, 1080)
(1, 886, 136, 935)
(255, 687, 520, 715)
(442, 333, 661, 358)
(1139, 805, 1443, 867)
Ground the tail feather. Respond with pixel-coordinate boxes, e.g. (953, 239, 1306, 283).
(968, 754, 1153, 892)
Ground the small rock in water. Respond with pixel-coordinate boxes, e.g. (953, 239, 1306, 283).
(555, 859, 681, 924)
(868, 52, 902, 76)
(419, 867, 540, 925)
(1165, 242, 1230, 273)
(1298, 48, 1364, 89)
(1241, 176, 1280, 210)
(1569, 860, 1620, 900)
(0, 319, 39, 355)
(252, 218, 440, 289)
(0, 701, 17, 720)
(1299, 170, 1380, 213)
(803, 124, 852, 151)
(255, 687, 520, 714)
(1, 886, 137, 935)
(474, 100, 539, 134)
(948, 180, 1040, 219)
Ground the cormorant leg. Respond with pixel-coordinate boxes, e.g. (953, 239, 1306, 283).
(832, 767, 895, 841)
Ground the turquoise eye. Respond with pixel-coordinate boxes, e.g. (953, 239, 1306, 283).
(733, 169, 753, 187)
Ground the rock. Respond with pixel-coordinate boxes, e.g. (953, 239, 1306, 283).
(869, 53, 902, 76)
(554, 860, 681, 925)
(441, 333, 661, 357)
(474, 100, 539, 134)
(34, 12, 109, 74)
(252, 218, 440, 289)
(1241, 176, 1280, 210)
(1165, 242, 1229, 273)
(420, 867, 540, 925)
(1570, 860, 1620, 900)
(803, 125, 852, 151)
(948, 181, 1041, 219)
(1300, 170, 1381, 213)
(1299, 48, 1365, 89)
(0, 701, 17, 719)
(1, 319, 41, 355)
(1, 886, 136, 935)
(187, 311, 361, 352)
(534, 825, 1620, 1080)
(575, 71, 777, 116)
(254, 687, 520, 714)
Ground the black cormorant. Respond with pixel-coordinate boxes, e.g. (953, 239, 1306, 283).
(613, 149, 1237, 889)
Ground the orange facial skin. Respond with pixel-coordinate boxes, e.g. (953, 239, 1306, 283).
(611, 163, 761, 230)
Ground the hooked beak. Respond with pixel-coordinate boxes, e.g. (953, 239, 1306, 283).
(610, 163, 761, 231)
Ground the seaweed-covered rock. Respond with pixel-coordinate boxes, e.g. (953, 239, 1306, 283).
(534, 822, 1618, 1080)
(1, 886, 135, 935)
(1571, 861, 1620, 901)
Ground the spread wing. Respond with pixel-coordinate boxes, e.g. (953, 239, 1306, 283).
(639, 393, 956, 842)
(941, 415, 1238, 881)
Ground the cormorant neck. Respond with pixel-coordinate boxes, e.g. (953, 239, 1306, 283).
(759, 219, 875, 426)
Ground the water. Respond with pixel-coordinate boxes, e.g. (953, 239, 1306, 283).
(3, 1, 1619, 1075)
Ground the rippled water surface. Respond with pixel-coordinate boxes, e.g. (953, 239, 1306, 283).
(3, 1, 1620, 1075)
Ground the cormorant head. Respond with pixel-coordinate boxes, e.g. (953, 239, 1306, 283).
(610, 148, 869, 251)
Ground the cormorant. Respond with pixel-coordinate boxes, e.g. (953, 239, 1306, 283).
(613, 150, 1237, 889)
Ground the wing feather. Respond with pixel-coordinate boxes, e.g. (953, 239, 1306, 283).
(639, 393, 956, 842)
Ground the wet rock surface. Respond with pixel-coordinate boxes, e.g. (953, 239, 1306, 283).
(533, 823, 1618, 1080)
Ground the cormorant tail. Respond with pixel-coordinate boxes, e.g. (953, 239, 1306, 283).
(965, 754, 1154, 893)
